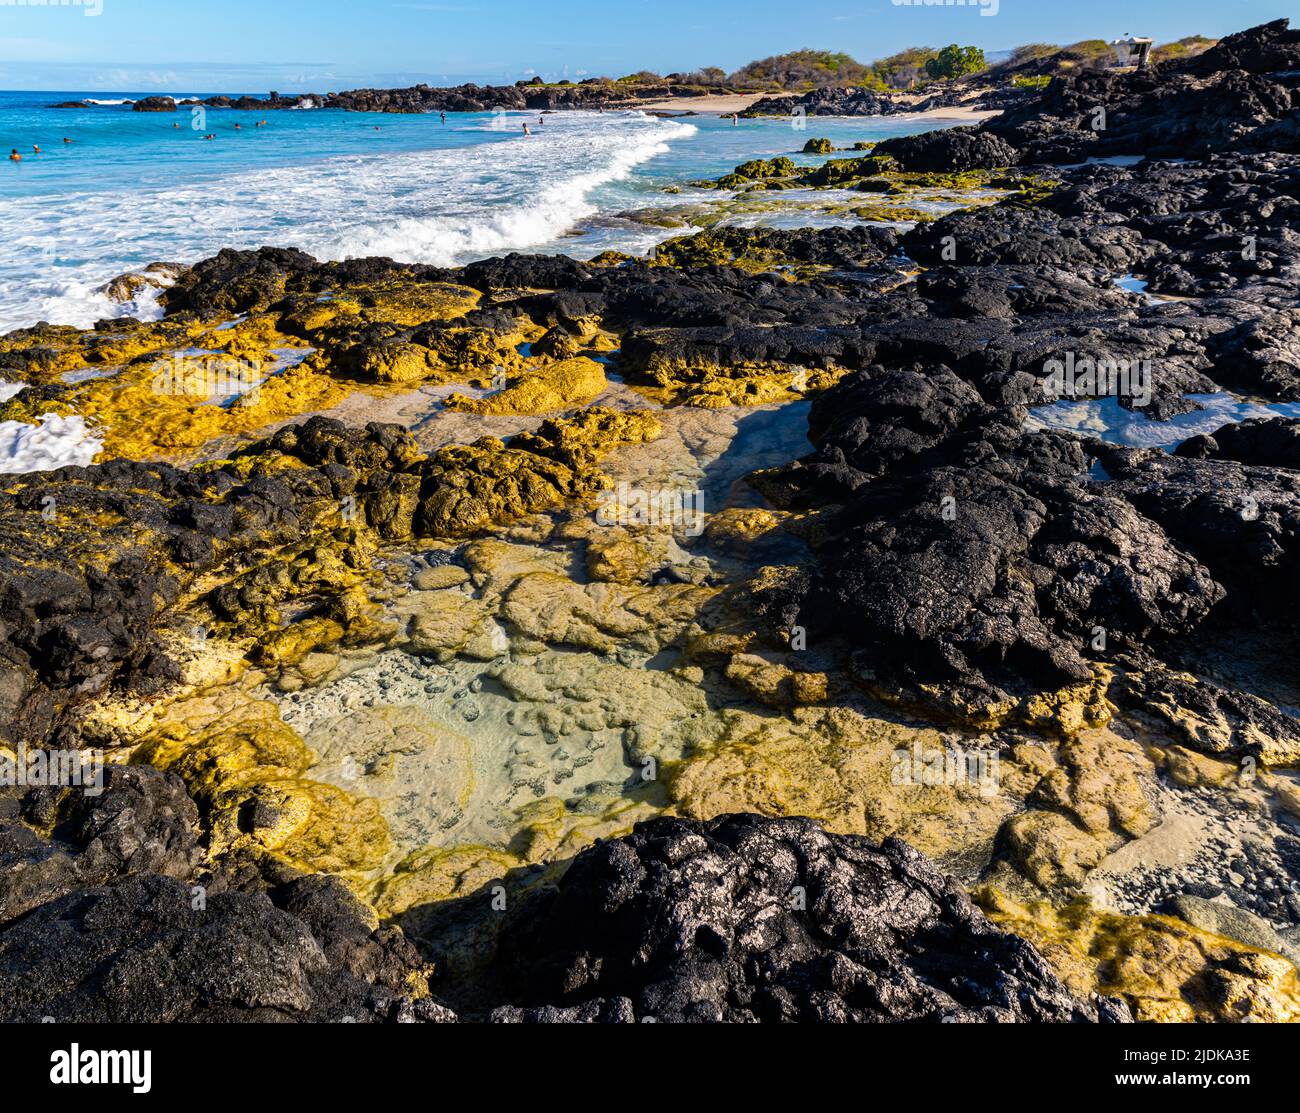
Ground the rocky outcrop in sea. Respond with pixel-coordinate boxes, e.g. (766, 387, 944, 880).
(8, 18, 1300, 1024)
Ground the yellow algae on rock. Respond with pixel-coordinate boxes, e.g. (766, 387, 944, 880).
(992, 727, 1156, 890)
(500, 571, 715, 656)
(209, 778, 388, 874)
(0, 353, 352, 462)
(1158, 744, 1242, 790)
(254, 616, 348, 670)
(443, 356, 608, 416)
(306, 704, 476, 822)
(996, 811, 1109, 890)
(507, 794, 661, 865)
(198, 313, 300, 361)
(1027, 729, 1154, 842)
(723, 653, 828, 709)
(400, 589, 497, 662)
(668, 704, 1015, 863)
(976, 888, 1300, 1023)
(0, 318, 202, 382)
(132, 689, 388, 876)
(350, 282, 482, 328)
(628, 358, 848, 409)
(376, 845, 523, 914)
(352, 342, 440, 384)
(135, 691, 315, 796)
(1020, 672, 1113, 738)
(413, 408, 662, 539)
(583, 532, 665, 585)
(701, 507, 785, 556)
(411, 564, 470, 592)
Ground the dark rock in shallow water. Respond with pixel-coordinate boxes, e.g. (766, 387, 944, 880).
(474, 815, 1129, 1022)
(163, 245, 320, 316)
(875, 128, 1020, 172)
(131, 96, 177, 113)
(753, 366, 1227, 711)
(1105, 444, 1300, 612)
(0, 768, 1124, 1023)
(1206, 311, 1300, 400)
(903, 204, 1148, 272)
(0, 768, 440, 1023)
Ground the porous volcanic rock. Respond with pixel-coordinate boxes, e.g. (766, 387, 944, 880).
(474, 815, 1130, 1022)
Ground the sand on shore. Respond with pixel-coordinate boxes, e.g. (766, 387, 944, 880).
(894, 106, 999, 124)
(631, 92, 998, 125)
(632, 92, 766, 114)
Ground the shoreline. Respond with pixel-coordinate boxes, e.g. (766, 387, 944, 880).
(633, 91, 998, 125)
(3, 19, 1300, 1029)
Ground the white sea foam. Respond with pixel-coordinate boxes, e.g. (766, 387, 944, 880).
(1026, 392, 1300, 450)
(0, 414, 103, 474)
(0, 112, 695, 334)
(0, 382, 104, 474)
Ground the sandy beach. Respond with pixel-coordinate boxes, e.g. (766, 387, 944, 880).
(634, 91, 998, 125)
(633, 92, 766, 113)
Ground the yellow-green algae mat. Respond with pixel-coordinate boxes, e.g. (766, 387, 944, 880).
(10, 244, 1294, 1021)
(54, 387, 1300, 1023)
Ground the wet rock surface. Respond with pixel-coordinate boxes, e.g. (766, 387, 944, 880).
(0, 767, 438, 1022)
(874, 21, 1300, 170)
(0, 767, 1118, 1023)
(6, 19, 1300, 1024)
(472, 814, 1128, 1022)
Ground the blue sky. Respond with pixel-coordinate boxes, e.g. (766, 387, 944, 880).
(0, 0, 1294, 91)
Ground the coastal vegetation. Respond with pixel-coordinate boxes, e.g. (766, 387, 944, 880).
(4, 18, 1299, 1028)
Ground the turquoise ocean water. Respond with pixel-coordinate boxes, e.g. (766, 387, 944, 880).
(0, 90, 950, 332)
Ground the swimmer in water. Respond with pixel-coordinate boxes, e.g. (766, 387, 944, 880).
(63, 137, 72, 144)
(32, 145, 40, 154)
(732, 113, 739, 126)
(523, 123, 532, 136)
(440, 112, 446, 124)
(9, 149, 21, 161)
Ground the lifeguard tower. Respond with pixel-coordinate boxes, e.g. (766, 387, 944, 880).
(1110, 34, 1154, 70)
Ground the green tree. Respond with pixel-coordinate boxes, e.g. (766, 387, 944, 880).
(924, 44, 987, 81)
